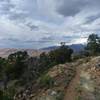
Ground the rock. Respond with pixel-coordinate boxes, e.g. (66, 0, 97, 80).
(50, 91, 57, 96)
(95, 63, 100, 69)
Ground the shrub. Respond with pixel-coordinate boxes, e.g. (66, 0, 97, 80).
(86, 34, 100, 55)
(49, 46, 73, 64)
(7, 51, 29, 79)
(56, 91, 64, 100)
(75, 95, 82, 100)
(75, 85, 82, 94)
(0, 90, 13, 100)
(39, 74, 54, 88)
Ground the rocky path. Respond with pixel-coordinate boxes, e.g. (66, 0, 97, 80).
(64, 56, 100, 100)
(64, 67, 80, 100)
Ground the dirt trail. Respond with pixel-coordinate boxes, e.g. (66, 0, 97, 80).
(64, 67, 80, 100)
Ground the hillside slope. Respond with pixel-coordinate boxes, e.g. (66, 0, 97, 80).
(65, 56, 100, 100)
(14, 56, 100, 100)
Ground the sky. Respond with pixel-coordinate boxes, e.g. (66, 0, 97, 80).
(0, 0, 100, 49)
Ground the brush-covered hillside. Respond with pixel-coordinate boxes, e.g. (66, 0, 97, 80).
(13, 56, 100, 100)
(0, 34, 100, 100)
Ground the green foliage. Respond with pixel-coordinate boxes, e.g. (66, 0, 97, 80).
(0, 90, 3, 100)
(0, 46, 73, 99)
(7, 51, 29, 79)
(75, 85, 82, 94)
(0, 58, 6, 79)
(38, 52, 51, 73)
(39, 74, 54, 88)
(0, 90, 13, 100)
(0, 51, 30, 78)
(0, 51, 29, 92)
(27, 46, 73, 80)
(55, 91, 64, 100)
(72, 54, 83, 60)
(75, 95, 82, 100)
(49, 46, 73, 64)
(86, 34, 100, 55)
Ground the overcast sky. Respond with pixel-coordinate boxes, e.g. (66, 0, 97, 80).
(0, 0, 100, 49)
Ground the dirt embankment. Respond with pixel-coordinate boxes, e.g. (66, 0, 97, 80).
(64, 56, 100, 100)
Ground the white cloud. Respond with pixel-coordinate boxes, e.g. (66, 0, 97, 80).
(0, 0, 100, 48)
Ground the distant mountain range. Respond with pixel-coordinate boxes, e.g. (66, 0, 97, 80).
(41, 44, 86, 53)
(0, 48, 42, 58)
(0, 44, 85, 58)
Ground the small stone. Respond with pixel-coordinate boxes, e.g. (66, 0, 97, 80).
(50, 91, 57, 96)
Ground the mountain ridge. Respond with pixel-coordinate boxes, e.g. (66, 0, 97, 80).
(0, 44, 85, 57)
(40, 44, 85, 53)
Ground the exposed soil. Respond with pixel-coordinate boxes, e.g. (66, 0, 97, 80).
(64, 67, 80, 100)
(64, 56, 100, 100)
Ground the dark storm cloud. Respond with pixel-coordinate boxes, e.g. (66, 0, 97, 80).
(84, 14, 100, 24)
(57, 0, 88, 17)
(56, 0, 100, 17)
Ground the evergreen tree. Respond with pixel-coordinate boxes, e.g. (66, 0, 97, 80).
(86, 34, 100, 55)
